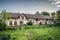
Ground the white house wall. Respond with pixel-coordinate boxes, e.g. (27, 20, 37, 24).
(6, 15, 53, 26)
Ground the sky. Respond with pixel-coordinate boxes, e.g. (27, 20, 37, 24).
(0, 0, 60, 14)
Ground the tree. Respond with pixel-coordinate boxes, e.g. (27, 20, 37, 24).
(0, 12, 6, 31)
(41, 11, 50, 16)
(55, 10, 60, 26)
(1, 10, 10, 21)
(0, 10, 10, 30)
(51, 12, 56, 19)
(56, 10, 60, 20)
(35, 11, 40, 15)
(0, 20, 6, 31)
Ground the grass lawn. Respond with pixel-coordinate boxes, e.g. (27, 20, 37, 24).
(0, 25, 60, 40)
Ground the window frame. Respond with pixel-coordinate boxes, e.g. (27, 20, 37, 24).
(9, 21, 12, 25)
(14, 21, 17, 25)
(21, 16, 24, 20)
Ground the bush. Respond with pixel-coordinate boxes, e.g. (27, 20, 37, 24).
(54, 20, 60, 26)
(0, 34, 10, 40)
(55, 22, 60, 26)
(27, 21, 33, 26)
(6, 28, 17, 30)
(0, 22, 6, 31)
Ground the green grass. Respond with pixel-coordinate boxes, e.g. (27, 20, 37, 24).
(0, 25, 60, 40)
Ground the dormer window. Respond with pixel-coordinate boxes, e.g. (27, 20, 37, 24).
(21, 16, 24, 20)
(36, 19, 38, 21)
(36, 19, 38, 23)
(15, 19, 16, 20)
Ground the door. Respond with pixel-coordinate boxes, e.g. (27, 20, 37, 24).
(45, 20, 47, 24)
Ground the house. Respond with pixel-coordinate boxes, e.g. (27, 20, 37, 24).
(6, 13, 54, 26)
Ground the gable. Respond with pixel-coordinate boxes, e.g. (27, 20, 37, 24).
(19, 14, 27, 20)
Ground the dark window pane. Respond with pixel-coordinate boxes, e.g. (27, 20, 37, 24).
(9, 21, 12, 25)
(14, 21, 17, 25)
(22, 16, 24, 20)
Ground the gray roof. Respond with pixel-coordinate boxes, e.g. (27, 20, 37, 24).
(9, 13, 52, 19)
(9, 13, 20, 19)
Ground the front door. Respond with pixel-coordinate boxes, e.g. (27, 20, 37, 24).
(45, 20, 47, 24)
(39, 22, 42, 25)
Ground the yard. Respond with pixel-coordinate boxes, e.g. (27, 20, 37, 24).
(0, 25, 60, 40)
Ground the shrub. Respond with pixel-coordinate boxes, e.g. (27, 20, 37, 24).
(27, 21, 33, 26)
(48, 37, 52, 40)
(54, 20, 60, 26)
(56, 22, 60, 26)
(0, 22, 6, 31)
(7, 28, 17, 30)
(35, 36, 47, 40)
(0, 34, 10, 40)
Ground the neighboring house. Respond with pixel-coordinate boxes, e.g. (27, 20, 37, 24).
(6, 13, 54, 26)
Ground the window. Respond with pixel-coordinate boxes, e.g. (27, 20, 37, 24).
(36, 19, 38, 23)
(9, 21, 12, 25)
(45, 20, 47, 24)
(21, 16, 24, 20)
(14, 21, 17, 25)
(39, 22, 42, 25)
(36, 19, 38, 21)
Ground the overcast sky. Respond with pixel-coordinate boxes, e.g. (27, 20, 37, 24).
(0, 0, 60, 14)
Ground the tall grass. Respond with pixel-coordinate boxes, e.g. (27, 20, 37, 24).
(0, 25, 60, 40)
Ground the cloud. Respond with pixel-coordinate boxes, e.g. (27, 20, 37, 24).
(51, 0, 60, 7)
(55, 1, 60, 4)
(57, 5, 60, 7)
(53, 0, 60, 1)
